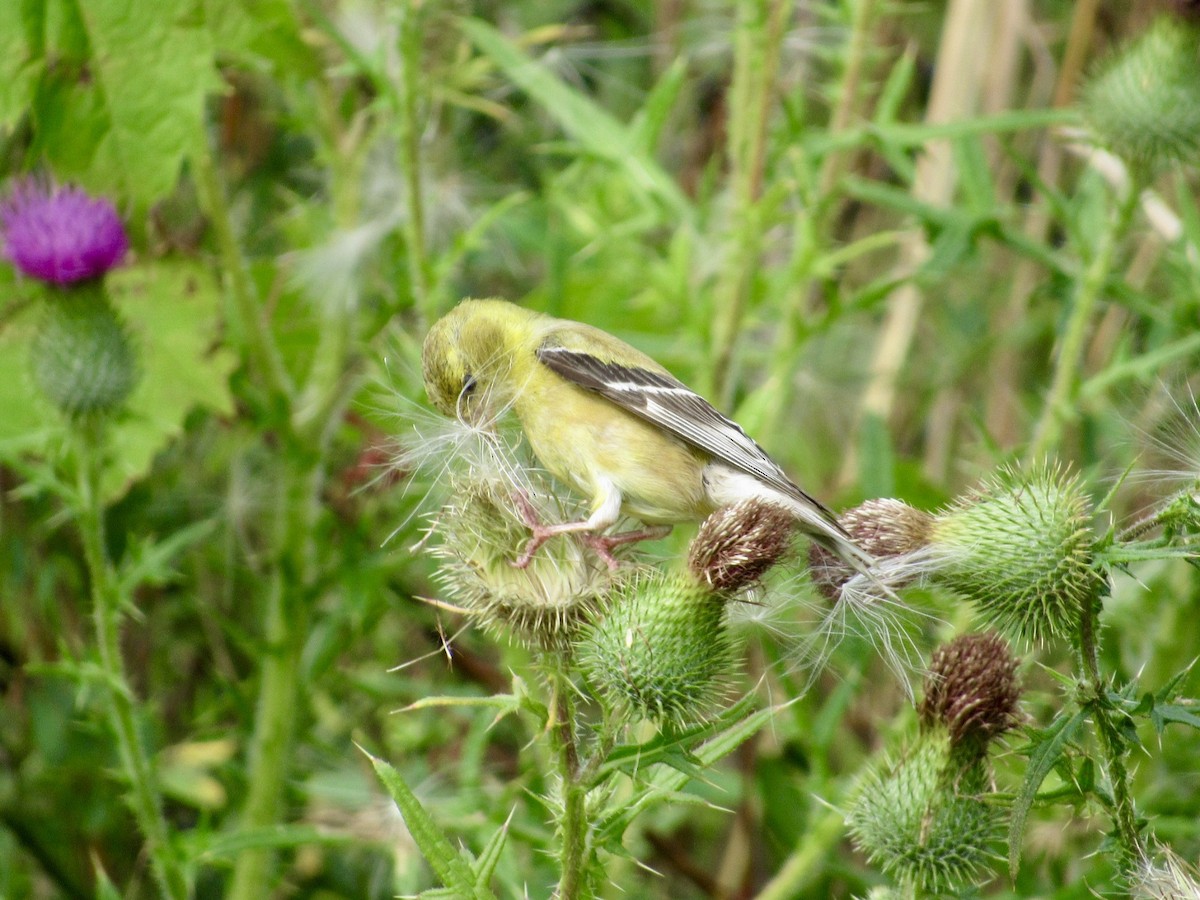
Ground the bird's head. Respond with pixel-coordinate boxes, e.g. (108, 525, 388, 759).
(422, 299, 528, 424)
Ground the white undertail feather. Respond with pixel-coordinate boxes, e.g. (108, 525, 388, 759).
(703, 464, 876, 571)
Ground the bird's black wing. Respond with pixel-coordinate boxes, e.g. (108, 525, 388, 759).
(536, 343, 831, 516)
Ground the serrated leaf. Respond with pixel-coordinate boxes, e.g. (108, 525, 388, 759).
(0, 0, 42, 130)
(0, 261, 236, 502)
(1150, 702, 1200, 734)
(472, 810, 513, 888)
(32, 0, 221, 211)
(118, 519, 219, 593)
(1155, 660, 1197, 703)
(365, 749, 496, 900)
(200, 0, 316, 75)
(1008, 708, 1087, 877)
(593, 692, 759, 784)
(595, 698, 778, 846)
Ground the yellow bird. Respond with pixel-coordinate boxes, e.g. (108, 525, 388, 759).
(422, 298, 871, 571)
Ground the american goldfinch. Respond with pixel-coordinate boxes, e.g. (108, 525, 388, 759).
(422, 298, 871, 572)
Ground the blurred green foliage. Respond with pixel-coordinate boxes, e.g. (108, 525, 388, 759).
(2, 0, 1200, 897)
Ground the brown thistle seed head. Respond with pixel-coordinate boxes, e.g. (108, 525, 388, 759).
(808, 498, 933, 600)
(920, 631, 1021, 749)
(688, 500, 797, 594)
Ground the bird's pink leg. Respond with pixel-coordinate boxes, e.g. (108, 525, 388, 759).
(509, 493, 672, 571)
(580, 526, 673, 570)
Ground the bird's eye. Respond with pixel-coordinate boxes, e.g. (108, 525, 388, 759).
(454, 373, 478, 422)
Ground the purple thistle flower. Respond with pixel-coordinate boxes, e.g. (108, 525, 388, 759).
(0, 179, 128, 285)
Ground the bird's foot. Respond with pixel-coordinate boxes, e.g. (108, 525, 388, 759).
(508, 491, 671, 571)
(581, 525, 673, 571)
(510, 492, 575, 569)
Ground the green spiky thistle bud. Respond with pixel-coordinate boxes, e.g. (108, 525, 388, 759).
(428, 476, 615, 646)
(578, 573, 732, 724)
(847, 730, 1000, 894)
(929, 465, 1100, 643)
(579, 501, 794, 724)
(1083, 16, 1200, 175)
(807, 498, 933, 601)
(31, 286, 139, 418)
(850, 632, 1020, 892)
(920, 631, 1021, 759)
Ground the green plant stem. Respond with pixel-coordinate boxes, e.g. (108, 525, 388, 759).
(551, 669, 589, 900)
(1028, 183, 1139, 460)
(74, 425, 188, 900)
(228, 458, 318, 899)
(1077, 592, 1142, 875)
(709, 0, 793, 403)
(193, 142, 295, 401)
(752, 805, 844, 900)
(396, 0, 432, 321)
(816, 0, 877, 200)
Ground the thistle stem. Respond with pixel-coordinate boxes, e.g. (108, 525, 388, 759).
(74, 425, 189, 900)
(228, 458, 318, 899)
(396, 0, 432, 321)
(1076, 591, 1142, 874)
(193, 142, 295, 401)
(1029, 181, 1139, 460)
(752, 806, 844, 900)
(709, 0, 794, 402)
(550, 666, 589, 899)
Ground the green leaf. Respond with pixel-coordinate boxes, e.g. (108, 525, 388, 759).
(593, 692, 760, 784)
(31, 0, 221, 211)
(629, 56, 687, 155)
(0, 0, 43, 130)
(1156, 661, 1197, 703)
(459, 17, 693, 223)
(117, 519, 219, 593)
(187, 824, 358, 859)
(92, 858, 124, 900)
(365, 749, 496, 900)
(1008, 708, 1088, 877)
(1150, 702, 1200, 734)
(595, 698, 779, 846)
(200, 0, 316, 75)
(0, 261, 237, 501)
(472, 810, 512, 888)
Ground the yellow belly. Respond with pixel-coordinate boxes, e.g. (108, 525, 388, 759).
(517, 387, 710, 523)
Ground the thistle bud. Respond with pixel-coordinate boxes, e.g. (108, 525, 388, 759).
(31, 287, 139, 418)
(1082, 17, 1200, 174)
(920, 631, 1021, 757)
(578, 572, 732, 725)
(928, 465, 1099, 643)
(428, 477, 613, 646)
(1, 179, 138, 419)
(688, 499, 796, 593)
(847, 731, 999, 894)
(808, 498, 933, 601)
(578, 502, 787, 723)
